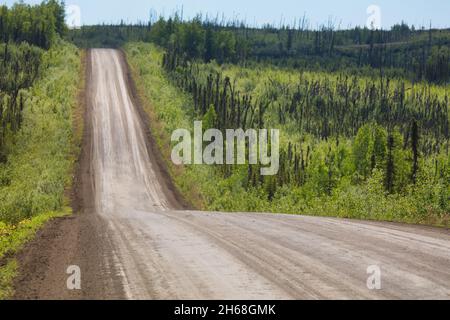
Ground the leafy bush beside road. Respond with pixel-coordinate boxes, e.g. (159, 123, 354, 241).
(0, 41, 80, 225)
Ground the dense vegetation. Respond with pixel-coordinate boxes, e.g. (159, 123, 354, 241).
(0, 41, 80, 224)
(0, 1, 67, 161)
(127, 41, 449, 226)
(0, 0, 66, 49)
(0, 43, 43, 161)
(0, 0, 79, 225)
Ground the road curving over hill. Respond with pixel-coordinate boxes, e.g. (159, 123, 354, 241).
(13, 49, 450, 300)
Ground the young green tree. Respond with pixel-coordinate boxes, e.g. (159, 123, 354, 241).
(425, 46, 450, 83)
(385, 134, 395, 194)
(411, 120, 420, 184)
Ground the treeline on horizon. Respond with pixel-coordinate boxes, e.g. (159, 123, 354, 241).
(69, 14, 450, 84)
(0, 0, 66, 161)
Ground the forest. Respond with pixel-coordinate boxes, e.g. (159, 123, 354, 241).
(0, 1, 66, 161)
(70, 15, 450, 83)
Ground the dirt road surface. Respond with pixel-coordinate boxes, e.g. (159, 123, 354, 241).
(13, 49, 450, 300)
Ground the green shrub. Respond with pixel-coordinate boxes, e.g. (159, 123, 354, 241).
(0, 41, 80, 224)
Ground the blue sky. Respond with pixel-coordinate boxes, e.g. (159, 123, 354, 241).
(2, 0, 450, 29)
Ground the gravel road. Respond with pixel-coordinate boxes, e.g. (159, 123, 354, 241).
(13, 49, 450, 300)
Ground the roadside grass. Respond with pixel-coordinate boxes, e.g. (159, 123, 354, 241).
(0, 40, 82, 299)
(125, 43, 210, 209)
(0, 260, 17, 300)
(0, 209, 70, 299)
(0, 209, 70, 262)
(0, 259, 17, 300)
